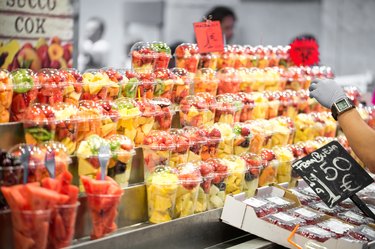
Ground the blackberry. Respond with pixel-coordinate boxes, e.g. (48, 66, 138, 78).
(245, 172, 255, 182)
(240, 138, 250, 148)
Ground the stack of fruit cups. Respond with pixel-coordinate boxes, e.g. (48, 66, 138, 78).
(81, 69, 109, 101)
(151, 41, 172, 69)
(263, 67, 283, 91)
(22, 103, 56, 145)
(115, 98, 141, 144)
(237, 92, 254, 122)
(102, 68, 122, 100)
(196, 92, 217, 125)
(152, 98, 174, 131)
(179, 95, 210, 127)
(10, 69, 39, 121)
(267, 116, 295, 148)
(251, 92, 269, 119)
(233, 45, 248, 68)
(142, 130, 175, 178)
(255, 46, 269, 68)
(130, 41, 156, 73)
(76, 100, 102, 146)
(171, 67, 192, 105)
(259, 149, 278, 187)
(243, 45, 257, 68)
(217, 45, 236, 69)
(273, 146, 295, 184)
(134, 98, 162, 145)
(198, 52, 219, 70)
(248, 68, 265, 91)
(146, 165, 179, 223)
(0, 69, 13, 123)
(137, 72, 156, 99)
(200, 125, 222, 161)
(169, 129, 190, 168)
(284, 68, 308, 91)
(241, 153, 265, 197)
(277, 90, 299, 120)
(213, 123, 235, 158)
(206, 158, 229, 209)
(215, 93, 243, 124)
(294, 113, 325, 143)
(193, 68, 219, 96)
(264, 91, 281, 119)
(76, 135, 109, 191)
(313, 112, 337, 137)
(233, 122, 252, 155)
(181, 126, 207, 162)
(153, 68, 175, 101)
(246, 120, 268, 154)
(107, 134, 136, 187)
(118, 70, 139, 99)
(53, 102, 79, 155)
(174, 43, 200, 74)
(59, 68, 83, 107)
(217, 67, 240, 95)
(174, 162, 202, 218)
(223, 155, 246, 195)
(97, 100, 120, 139)
(195, 161, 214, 213)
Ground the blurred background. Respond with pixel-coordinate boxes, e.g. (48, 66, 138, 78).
(78, 0, 375, 93)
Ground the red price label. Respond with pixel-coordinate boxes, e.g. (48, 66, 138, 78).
(194, 21, 224, 53)
(289, 38, 320, 66)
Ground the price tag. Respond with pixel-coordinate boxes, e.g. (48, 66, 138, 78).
(266, 196, 290, 206)
(194, 20, 224, 53)
(295, 208, 317, 218)
(292, 141, 375, 219)
(273, 212, 295, 222)
(289, 38, 319, 66)
(243, 197, 267, 208)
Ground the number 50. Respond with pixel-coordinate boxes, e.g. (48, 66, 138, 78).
(319, 161, 338, 181)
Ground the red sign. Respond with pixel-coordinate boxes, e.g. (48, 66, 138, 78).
(289, 38, 319, 66)
(194, 21, 224, 53)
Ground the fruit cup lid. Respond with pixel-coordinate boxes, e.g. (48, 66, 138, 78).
(174, 43, 199, 58)
(146, 165, 179, 185)
(52, 102, 79, 122)
(76, 134, 109, 158)
(180, 95, 209, 112)
(169, 128, 191, 151)
(22, 103, 57, 123)
(202, 124, 223, 143)
(97, 100, 120, 120)
(196, 92, 217, 110)
(171, 67, 193, 86)
(114, 97, 141, 117)
(194, 68, 218, 81)
(77, 100, 102, 120)
(176, 162, 202, 184)
(215, 93, 244, 111)
(196, 161, 214, 180)
(107, 134, 136, 157)
(181, 126, 207, 145)
(240, 152, 265, 170)
(0, 69, 13, 90)
(40, 141, 72, 165)
(36, 68, 70, 87)
(151, 41, 172, 56)
(11, 68, 39, 93)
(102, 67, 126, 84)
(206, 158, 228, 174)
(222, 155, 247, 174)
(8, 143, 46, 167)
(136, 98, 163, 117)
(142, 130, 176, 150)
(130, 41, 157, 58)
(59, 68, 83, 83)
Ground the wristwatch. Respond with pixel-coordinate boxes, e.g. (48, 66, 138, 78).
(331, 97, 355, 121)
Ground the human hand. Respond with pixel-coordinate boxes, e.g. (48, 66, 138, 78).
(309, 78, 346, 109)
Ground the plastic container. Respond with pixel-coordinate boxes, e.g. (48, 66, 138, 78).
(81, 69, 109, 101)
(297, 187, 321, 201)
(263, 212, 306, 231)
(153, 68, 175, 101)
(118, 70, 139, 98)
(169, 129, 190, 168)
(137, 72, 156, 99)
(214, 123, 235, 158)
(237, 92, 255, 122)
(206, 158, 229, 209)
(265, 196, 295, 212)
(215, 93, 243, 124)
(337, 210, 373, 226)
(195, 161, 214, 213)
(196, 92, 217, 125)
(101, 68, 125, 100)
(268, 117, 295, 147)
(130, 41, 157, 73)
(152, 98, 174, 131)
(317, 218, 355, 237)
(0, 70, 13, 123)
(284, 68, 308, 91)
(277, 90, 299, 120)
(273, 146, 295, 184)
(174, 43, 200, 73)
(217, 67, 240, 94)
(193, 68, 219, 96)
(297, 225, 336, 243)
(217, 45, 236, 69)
(200, 125, 222, 161)
(259, 149, 278, 187)
(58, 68, 83, 107)
(263, 91, 280, 119)
(181, 126, 207, 162)
(246, 120, 269, 154)
(309, 201, 344, 216)
(76, 100, 103, 145)
(233, 123, 252, 155)
(151, 41, 172, 69)
(10, 69, 39, 121)
(296, 89, 311, 114)
(197, 52, 219, 70)
(241, 153, 264, 197)
(243, 197, 277, 217)
(97, 100, 120, 139)
(313, 112, 337, 138)
(263, 67, 284, 91)
(35, 69, 66, 105)
(243, 45, 258, 68)
(294, 114, 325, 143)
(288, 188, 317, 205)
(276, 45, 290, 68)
(288, 207, 325, 225)
(348, 225, 375, 242)
(146, 165, 179, 223)
(179, 95, 210, 127)
(248, 68, 265, 91)
(255, 46, 269, 68)
(251, 92, 269, 119)
(171, 67, 192, 105)
(174, 163, 202, 218)
(115, 98, 141, 144)
(223, 155, 246, 195)
(232, 45, 248, 69)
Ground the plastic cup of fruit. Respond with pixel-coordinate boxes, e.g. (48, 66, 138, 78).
(106, 134, 136, 188)
(116, 69, 139, 99)
(241, 153, 264, 198)
(255, 46, 269, 68)
(49, 202, 80, 248)
(10, 69, 40, 121)
(194, 161, 214, 213)
(285, 73, 308, 91)
(258, 160, 279, 187)
(267, 117, 295, 148)
(81, 69, 110, 101)
(179, 95, 209, 127)
(251, 92, 269, 120)
(237, 92, 254, 122)
(101, 68, 125, 101)
(0, 69, 13, 123)
(58, 68, 83, 107)
(237, 67, 252, 93)
(217, 45, 236, 69)
(294, 114, 325, 143)
(279, 90, 299, 120)
(151, 41, 172, 70)
(86, 192, 122, 239)
(130, 41, 157, 73)
(153, 68, 175, 101)
(11, 209, 51, 249)
(222, 155, 247, 195)
(263, 68, 282, 91)
(215, 94, 243, 125)
(181, 127, 207, 162)
(232, 45, 248, 69)
(174, 43, 200, 73)
(313, 112, 337, 138)
(169, 129, 190, 168)
(146, 165, 179, 223)
(217, 67, 240, 95)
(263, 91, 280, 120)
(76, 100, 103, 146)
(136, 72, 156, 99)
(247, 68, 265, 92)
(142, 130, 175, 178)
(233, 123, 252, 155)
(206, 158, 229, 209)
(213, 123, 235, 158)
(195, 92, 216, 125)
(170, 67, 193, 105)
(266, 46, 280, 68)
(114, 98, 141, 144)
(193, 68, 219, 96)
(174, 163, 202, 218)
(243, 45, 257, 68)
(197, 53, 219, 70)
(152, 98, 174, 131)
(35, 68, 67, 105)
(97, 100, 120, 139)
(245, 120, 268, 154)
(272, 146, 295, 184)
(200, 125, 222, 161)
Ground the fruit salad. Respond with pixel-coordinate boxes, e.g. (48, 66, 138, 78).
(193, 68, 219, 96)
(76, 100, 102, 145)
(313, 112, 337, 137)
(237, 92, 254, 122)
(268, 117, 295, 148)
(200, 126, 222, 161)
(97, 100, 120, 139)
(255, 46, 269, 68)
(263, 67, 284, 91)
(245, 120, 268, 154)
(151, 41, 172, 69)
(248, 68, 265, 91)
(196, 92, 217, 125)
(284, 67, 308, 91)
(263, 91, 280, 119)
(241, 153, 264, 197)
(217, 67, 240, 94)
(118, 70, 139, 98)
(222, 155, 246, 195)
(215, 93, 243, 124)
(213, 123, 235, 158)
(153, 68, 175, 100)
(35, 68, 66, 105)
(232, 45, 248, 68)
(195, 161, 214, 213)
(131, 41, 156, 73)
(243, 45, 258, 68)
(115, 98, 141, 144)
(294, 113, 325, 143)
(174, 43, 200, 73)
(59, 68, 83, 107)
(259, 149, 278, 187)
(137, 72, 156, 99)
(146, 165, 179, 223)
(233, 122, 252, 155)
(217, 45, 235, 69)
(251, 92, 269, 119)
(277, 90, 299, 120)
(81, 70, 109, 101)
(103, 68, 122, 100)
(171, 67, 192, 105)
(169, 129, 190, 168)
(237, 67, 251, 93)
(174, 163, 202, 218)
(135, 98, 162, 145)
(152, 98, 174, 131)
(197, 52, 219, 70)
(206, 158, 228, 209)
(10, 69, 39, 121)
(179, 95, 209, 127)
(181, 126, 207, 162)
(0, 70, 13, 123)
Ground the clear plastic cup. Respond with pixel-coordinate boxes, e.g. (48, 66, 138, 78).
(102, 68, 123, 100)
(174, 163, 202, 218)
(200, 125, 222, 161)
(255, 46, 269, 68)
(215, 93, 243, 125)
(146, 165, 179, 223)
(193, 68, 219, 96)
(237, 67, 252, 93)
(153, 68, 175, 101)
(0, 69, 13, 123)
(263, 67, 283, 91)
(81, 69, 109, 101)
(59, 68, 83, 107)
(294, 113, 325, 143)
(169, 129, 190, 168)
(233, 122, 252, 155)
(232, 45, 248, 69)
(267, 46, 280, 68)
(268, 117, 295, 148)
(40, 141, 71, 177)
(313, 112, 337, 138)
(181, 126, 207, 162)
(115, 98, 141, 144)
(171, 67, 192, 105)
(258, 156, 279, 187)
(174, 43, 200, 73)
(213, 123, 235, 158)
(251, 92, 269, 119)
(76, 100, 103, 145)
(243, 45, 258, 68)
(223, 155, 246, 195)
(241, 153, 264, 198)
(296, 89, 310, 114)
(206, 158, 229, 209)
(273, 146, 295, 184)
(276, 45, 290, 68)
(237, 92, 255, 122)
(97, 100, 120, 139)
(217, 67, 240, 95)
(152, 98, 174, 131)
(136, 72, 156, 99)
(10, 69, 40, 121)
(86, 193, 122, 239)
(11, 209, 51, 249)
(179, 95, 209, 127)
(217, 45, 236, 69)
(118, 69, 139, 98)
(245, 120, 269, 154)
(151, 41, 172, 70)
(197, 52, 219, 70)
(285, 68, 308, 91)
(35, 68, 67, 105)
(264, 91, 280, 120)
(130, 41, 157, 73)
(195, 161, 214, 213)
(49, 202, 80, 248)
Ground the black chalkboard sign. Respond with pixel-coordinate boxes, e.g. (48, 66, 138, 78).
(292, 141, 374, 218)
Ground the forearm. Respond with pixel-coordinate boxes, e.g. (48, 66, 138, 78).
(338, 108, 375, 172)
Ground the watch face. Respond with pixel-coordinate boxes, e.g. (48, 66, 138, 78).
(336, 99, 350, 111)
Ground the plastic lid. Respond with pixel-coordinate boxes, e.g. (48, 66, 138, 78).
(136, 98, 163, 117)
(0, 69, 13, 90)
(169, 128, 190, 152)
(215, 93, 243, 111)
(77, 100, 102, 120)
(241, 152, 265, 170)
(180, 95, 208, 111)
(52, 102, 79, 121)
(206, 158, 228, 174)
(36, 68, 67, 87)
(40, 141, 72, 165)
(142, 130, 176, 150)
(201, 124, 222, 143)
(171, 67, 193, 86)
(217, 67, 240, 83)
(196, 92, 217, 109)
(195, 68, 218, 81)
(196, 160, 214, 179)
(97, 100, 120, 120)
(151, 97, 172, 109)
(176, 162, 202, 184)
(236, 92, 254, 105)
(317, 219, 355, 236)
(174, 43, 199, 58)
(130, 41, 156, 58)
(146, 165, 179, 185)
(107, 134, 136, 157)
(181, 126, 207, 145)
(114, 97, 141, 117)
(298, 225, 335, 241)
(22, 103, 56, 123)
(154, 68, 176, 81)
(11, 68, 38, 93)
(222, 155, 247, 173)
(151, 41, 171, 55)
(59, 68, 82, 83)
(102, 68, 125, 83)
(76, 134, 109, 158)
(9, 143, 45, 166)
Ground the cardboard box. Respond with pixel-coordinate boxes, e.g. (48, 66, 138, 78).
(221, 185, 375, 249)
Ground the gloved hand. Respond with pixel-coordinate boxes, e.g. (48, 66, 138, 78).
(309, 78, 347, 109)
